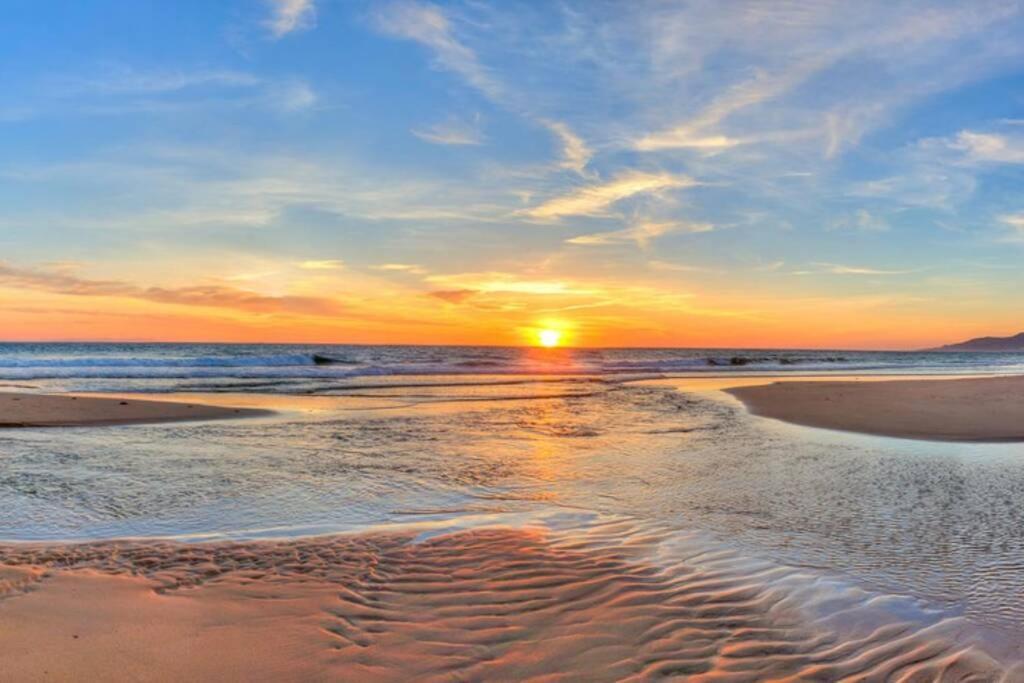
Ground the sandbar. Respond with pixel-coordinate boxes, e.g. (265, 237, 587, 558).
(0, 392, 269, 427)
(727, 375, 1024, 441)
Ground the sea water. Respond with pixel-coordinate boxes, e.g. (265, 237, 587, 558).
(1, 342, 1023, 394)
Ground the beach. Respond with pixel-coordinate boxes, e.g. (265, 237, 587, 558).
(3, 346, 1024, 680)
(2, 518, 1018, 681)
(728, 375, 1024, 441)
(0, 392, 269, 427)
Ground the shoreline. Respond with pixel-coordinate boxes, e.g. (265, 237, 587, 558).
(0, 392, 271, 427)
(727, 374, 1024, 441)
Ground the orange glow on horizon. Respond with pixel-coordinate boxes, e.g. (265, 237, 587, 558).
(2, 277, 1013, 351)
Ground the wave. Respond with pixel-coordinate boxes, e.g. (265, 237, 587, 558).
(0, 347, 1019, 386)
(0, 353, 319, 368)
(704, 354, 849, 366)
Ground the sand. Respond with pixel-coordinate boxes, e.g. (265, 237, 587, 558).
(0, 521, 1017, 681)
(727, 375, 1024, 442)
(0, 392, 269, 427)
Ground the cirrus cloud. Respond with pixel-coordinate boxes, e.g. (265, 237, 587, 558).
(0, 262, 342, 316)
(522, 172, 698, 221)
(265, 0, 316, 39)
(567, 220, 713, 248)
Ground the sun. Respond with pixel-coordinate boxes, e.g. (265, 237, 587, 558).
(538, 329, 562, 348)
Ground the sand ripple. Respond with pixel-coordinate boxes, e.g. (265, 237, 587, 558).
(1, 517, 1018, 681)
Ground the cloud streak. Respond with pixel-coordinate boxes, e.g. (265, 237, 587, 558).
(522, 172, 697, 220)
(0, 263, 341, 316)
(372, 1, 502, 101)
(373, 264, 429, 275)
(428, 289, 477, 304)
(543, 121, 592, 176)
(298, 260, 344, 270)
(632, 0, 1022, 160)
(999, 214, 1024, 241)
(412, 115, 484, 145)
(945, 131, 1024, 164)
(55, 67, 261, 96)
(425, 272, 600, 296)
(794, 263, 914, 276)
(265, 0, 316, 38)
(567, 220, 713, 248)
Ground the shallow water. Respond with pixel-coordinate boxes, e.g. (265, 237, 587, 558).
(3, 374, 1024, 643)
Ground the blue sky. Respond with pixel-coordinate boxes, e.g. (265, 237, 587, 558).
(2, 0, 1024, 347)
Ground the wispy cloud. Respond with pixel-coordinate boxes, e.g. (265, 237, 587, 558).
(39, 65, 317, 117)
(794, 263, 914, 276)
(271, 79, 318, 111)
(0, 262, 341, 315)
(428, 289, 477, 304)
(634, 132, 744, 153)
(298, 260, 344, 270)
(849, 168, 976, 211)
(523, 172, 697, 220)
(998, 214, 1024, 241)
(630, 1, 1021, 161)
(829, 209, 889, 232)
(632, 47, 834, 152)
(567, 220, 712, 248)
(265, 0, 316, 38)
(944, 130, 1024, 164)
(55, 67, 261, 96)
(373, 263, 429, 275)
(426, 272, 600, 296)
(647, 260, 714, 273)
(0, 146, 525, 234)
(543, 121, 592, 176)
(372, 1, 502, 101)
(412, 114, 484, 145)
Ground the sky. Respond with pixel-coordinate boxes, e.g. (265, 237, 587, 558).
(3, 0, 1024, 349)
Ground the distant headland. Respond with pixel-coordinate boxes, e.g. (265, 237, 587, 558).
(930, 332, 1024, 352)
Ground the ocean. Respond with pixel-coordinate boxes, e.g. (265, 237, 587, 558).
(2, 342, 1024, 394)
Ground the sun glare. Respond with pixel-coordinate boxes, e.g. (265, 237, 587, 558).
(538, 329, 562, 348)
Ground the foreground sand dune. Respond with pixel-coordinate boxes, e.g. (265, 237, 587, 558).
(0, 392, 268, 427)
(727, 375, 1024, 442)
(0, 519, 1016, 682)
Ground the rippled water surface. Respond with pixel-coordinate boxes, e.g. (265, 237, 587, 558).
(4, 341, 1024, 393)
(4, 373, 1024, 639)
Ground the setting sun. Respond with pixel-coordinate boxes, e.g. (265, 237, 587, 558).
(538, 329, 562, 348)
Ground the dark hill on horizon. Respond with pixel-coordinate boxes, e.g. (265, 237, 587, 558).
(931, 332, 1024, 352)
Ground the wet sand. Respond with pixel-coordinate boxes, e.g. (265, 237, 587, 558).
(0, 392, 268, 427)
(727, 375, 1024, 442)
(0, 521, 1017, 681)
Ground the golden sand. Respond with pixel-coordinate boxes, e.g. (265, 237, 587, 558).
(0, 521, 1016, 681)
(728, 375, 1024, 441)
(0, 392, 268, 427)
